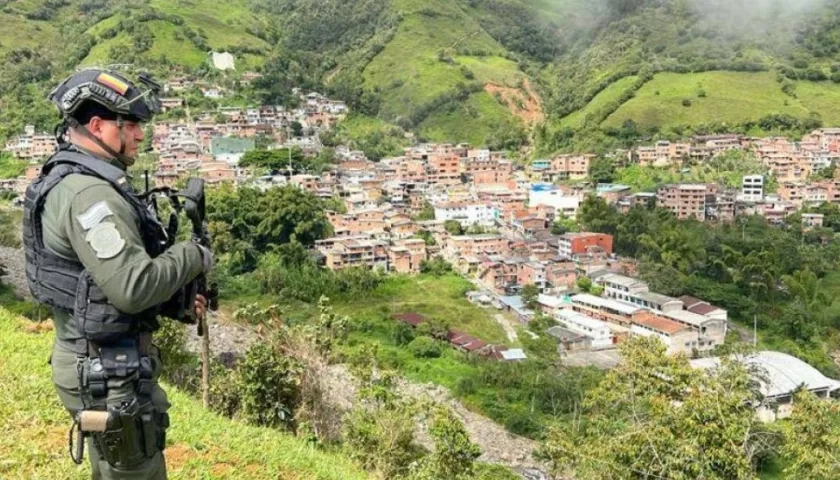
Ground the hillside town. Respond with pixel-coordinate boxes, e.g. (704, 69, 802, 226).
(4, 78, 840, 367)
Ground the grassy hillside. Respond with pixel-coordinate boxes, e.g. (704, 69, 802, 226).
(604, 71, 807, 129)
(9, 0, 840, 149)
(0, 309, 368, 479)
(559, 75, 640, 129)
(360, 0, 525, 137)
(418, 90, 513, 145)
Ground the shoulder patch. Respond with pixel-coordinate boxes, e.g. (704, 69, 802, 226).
(76, 201, 114, 231)
(85, 222, 126, 259)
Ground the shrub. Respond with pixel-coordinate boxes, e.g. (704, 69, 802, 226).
(408, 336, 443, 358)
(392, 321, 416, 346)
(239, 342, 303, 430)
(504, 412, 542, 437)
(416, 318, 450, 341)
(682, 99, 692, 107)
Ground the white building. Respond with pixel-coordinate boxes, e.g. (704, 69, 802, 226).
(529, 189, 582, 218)
(595, 273, 650, 301)
(434, 202, 498, 228)
(556, 309, 615, 349)
(691, 352, 840, 422)
(741, 175, 764, 202)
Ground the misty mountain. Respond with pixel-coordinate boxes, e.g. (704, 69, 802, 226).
(4, 0, 840, 150)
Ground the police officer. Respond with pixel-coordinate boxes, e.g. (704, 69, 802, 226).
(23, 68, 212, 479)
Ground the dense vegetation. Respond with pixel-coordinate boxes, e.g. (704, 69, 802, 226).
(577, 194, 840, 374)
(538, 336, 840, 479)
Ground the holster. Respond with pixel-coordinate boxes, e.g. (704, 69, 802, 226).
(72, 339, 167, 468)
(81, 398, 168, 469)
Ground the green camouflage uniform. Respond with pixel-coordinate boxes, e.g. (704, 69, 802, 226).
(44, 155, 204, 479)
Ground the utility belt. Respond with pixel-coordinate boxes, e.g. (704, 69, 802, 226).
(67, 333, 169, 468)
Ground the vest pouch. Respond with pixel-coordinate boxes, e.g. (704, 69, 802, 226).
(74, 271, 135, 344)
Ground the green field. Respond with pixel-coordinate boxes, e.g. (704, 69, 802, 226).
(796, 80, 840, 126)
(418, 90, 514, 145)
(559, 75, 640, 128)
(0, 309, 368, 479)
(364, 0, 509, 120)
(82, 0, 267, 68)
(149, 0, 267, 50)
(144, 21, 208, 67)
(0, 13, 58, 56)
(454, 55, 523, 86)
(603, 71, 808, 129)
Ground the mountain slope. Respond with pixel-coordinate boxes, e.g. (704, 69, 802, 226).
(6, 0, 840, 151)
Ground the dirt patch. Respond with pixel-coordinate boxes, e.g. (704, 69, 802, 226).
(485, 79, 544, 125)
(209, 462, 235, 477)
(24, 322, 53, 334)
(164, 444, 199, 471)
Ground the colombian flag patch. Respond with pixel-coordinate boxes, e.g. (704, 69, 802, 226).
(96, 72, 129, 95)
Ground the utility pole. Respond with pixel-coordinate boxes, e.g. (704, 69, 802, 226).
(286, 124, 293, 178)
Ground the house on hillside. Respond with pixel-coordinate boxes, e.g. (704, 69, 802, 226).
(691, 352, 840, 422)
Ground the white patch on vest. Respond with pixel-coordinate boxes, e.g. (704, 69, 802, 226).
(76, 201, 115, 231)
(85, 222, 126, 259)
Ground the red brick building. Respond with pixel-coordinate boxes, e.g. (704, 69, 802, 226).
(557, 232, 614, 260)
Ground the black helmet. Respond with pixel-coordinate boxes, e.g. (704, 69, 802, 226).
(49, 68, 162, 123)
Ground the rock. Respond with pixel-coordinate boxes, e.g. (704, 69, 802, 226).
(0, 246, 28, 298)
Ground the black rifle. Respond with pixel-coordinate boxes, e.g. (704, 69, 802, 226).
(175, 177, 218, 330)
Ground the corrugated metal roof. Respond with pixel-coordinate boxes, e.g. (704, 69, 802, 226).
(691, 351, 840, 398)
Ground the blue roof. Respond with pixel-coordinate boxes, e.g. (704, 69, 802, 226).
(499, 296, 525, 309)
(531, 183, 556, 192)
(597, 183, 631, 193)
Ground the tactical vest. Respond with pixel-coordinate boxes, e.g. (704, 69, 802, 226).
(23, 149, 169, 348)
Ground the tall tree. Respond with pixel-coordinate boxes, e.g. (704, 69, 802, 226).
(538, 336, 774, 479)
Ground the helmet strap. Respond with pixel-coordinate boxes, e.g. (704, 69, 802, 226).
(65, 116, 134, 169)
(117, 115, 127, 157)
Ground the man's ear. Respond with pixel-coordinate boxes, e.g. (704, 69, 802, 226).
(86, 116, 103, 137)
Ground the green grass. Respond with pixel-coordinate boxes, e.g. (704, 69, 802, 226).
(559, 75, 639, 129)
(364, 0, 507, 120)
(82, 31, 131, 66)
(795, 80, 840, 126)
(149, 0, 267, 50)
(82, 0, 268, 67)
(604, 71, 809, 129)
(144, 20, 208, 68)
(0, 309, 368, 479)
(418, 90, 513, 145)
(0, 13, 58, 56)
(453, 55, 523, 86)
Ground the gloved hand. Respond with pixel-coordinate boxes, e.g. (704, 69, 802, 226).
(196, 244, 213, 273)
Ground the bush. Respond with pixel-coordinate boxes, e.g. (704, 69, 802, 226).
(407, 336, 443, 358)
(416, 318, 450, 340)
(682, 99, 692, 107)
(503, 412, 542, 437)
(154, 320, 198, 389)
(239, 342, 303, 430)
(392, 321, 416, 346)
(209, 362, 242, 418)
